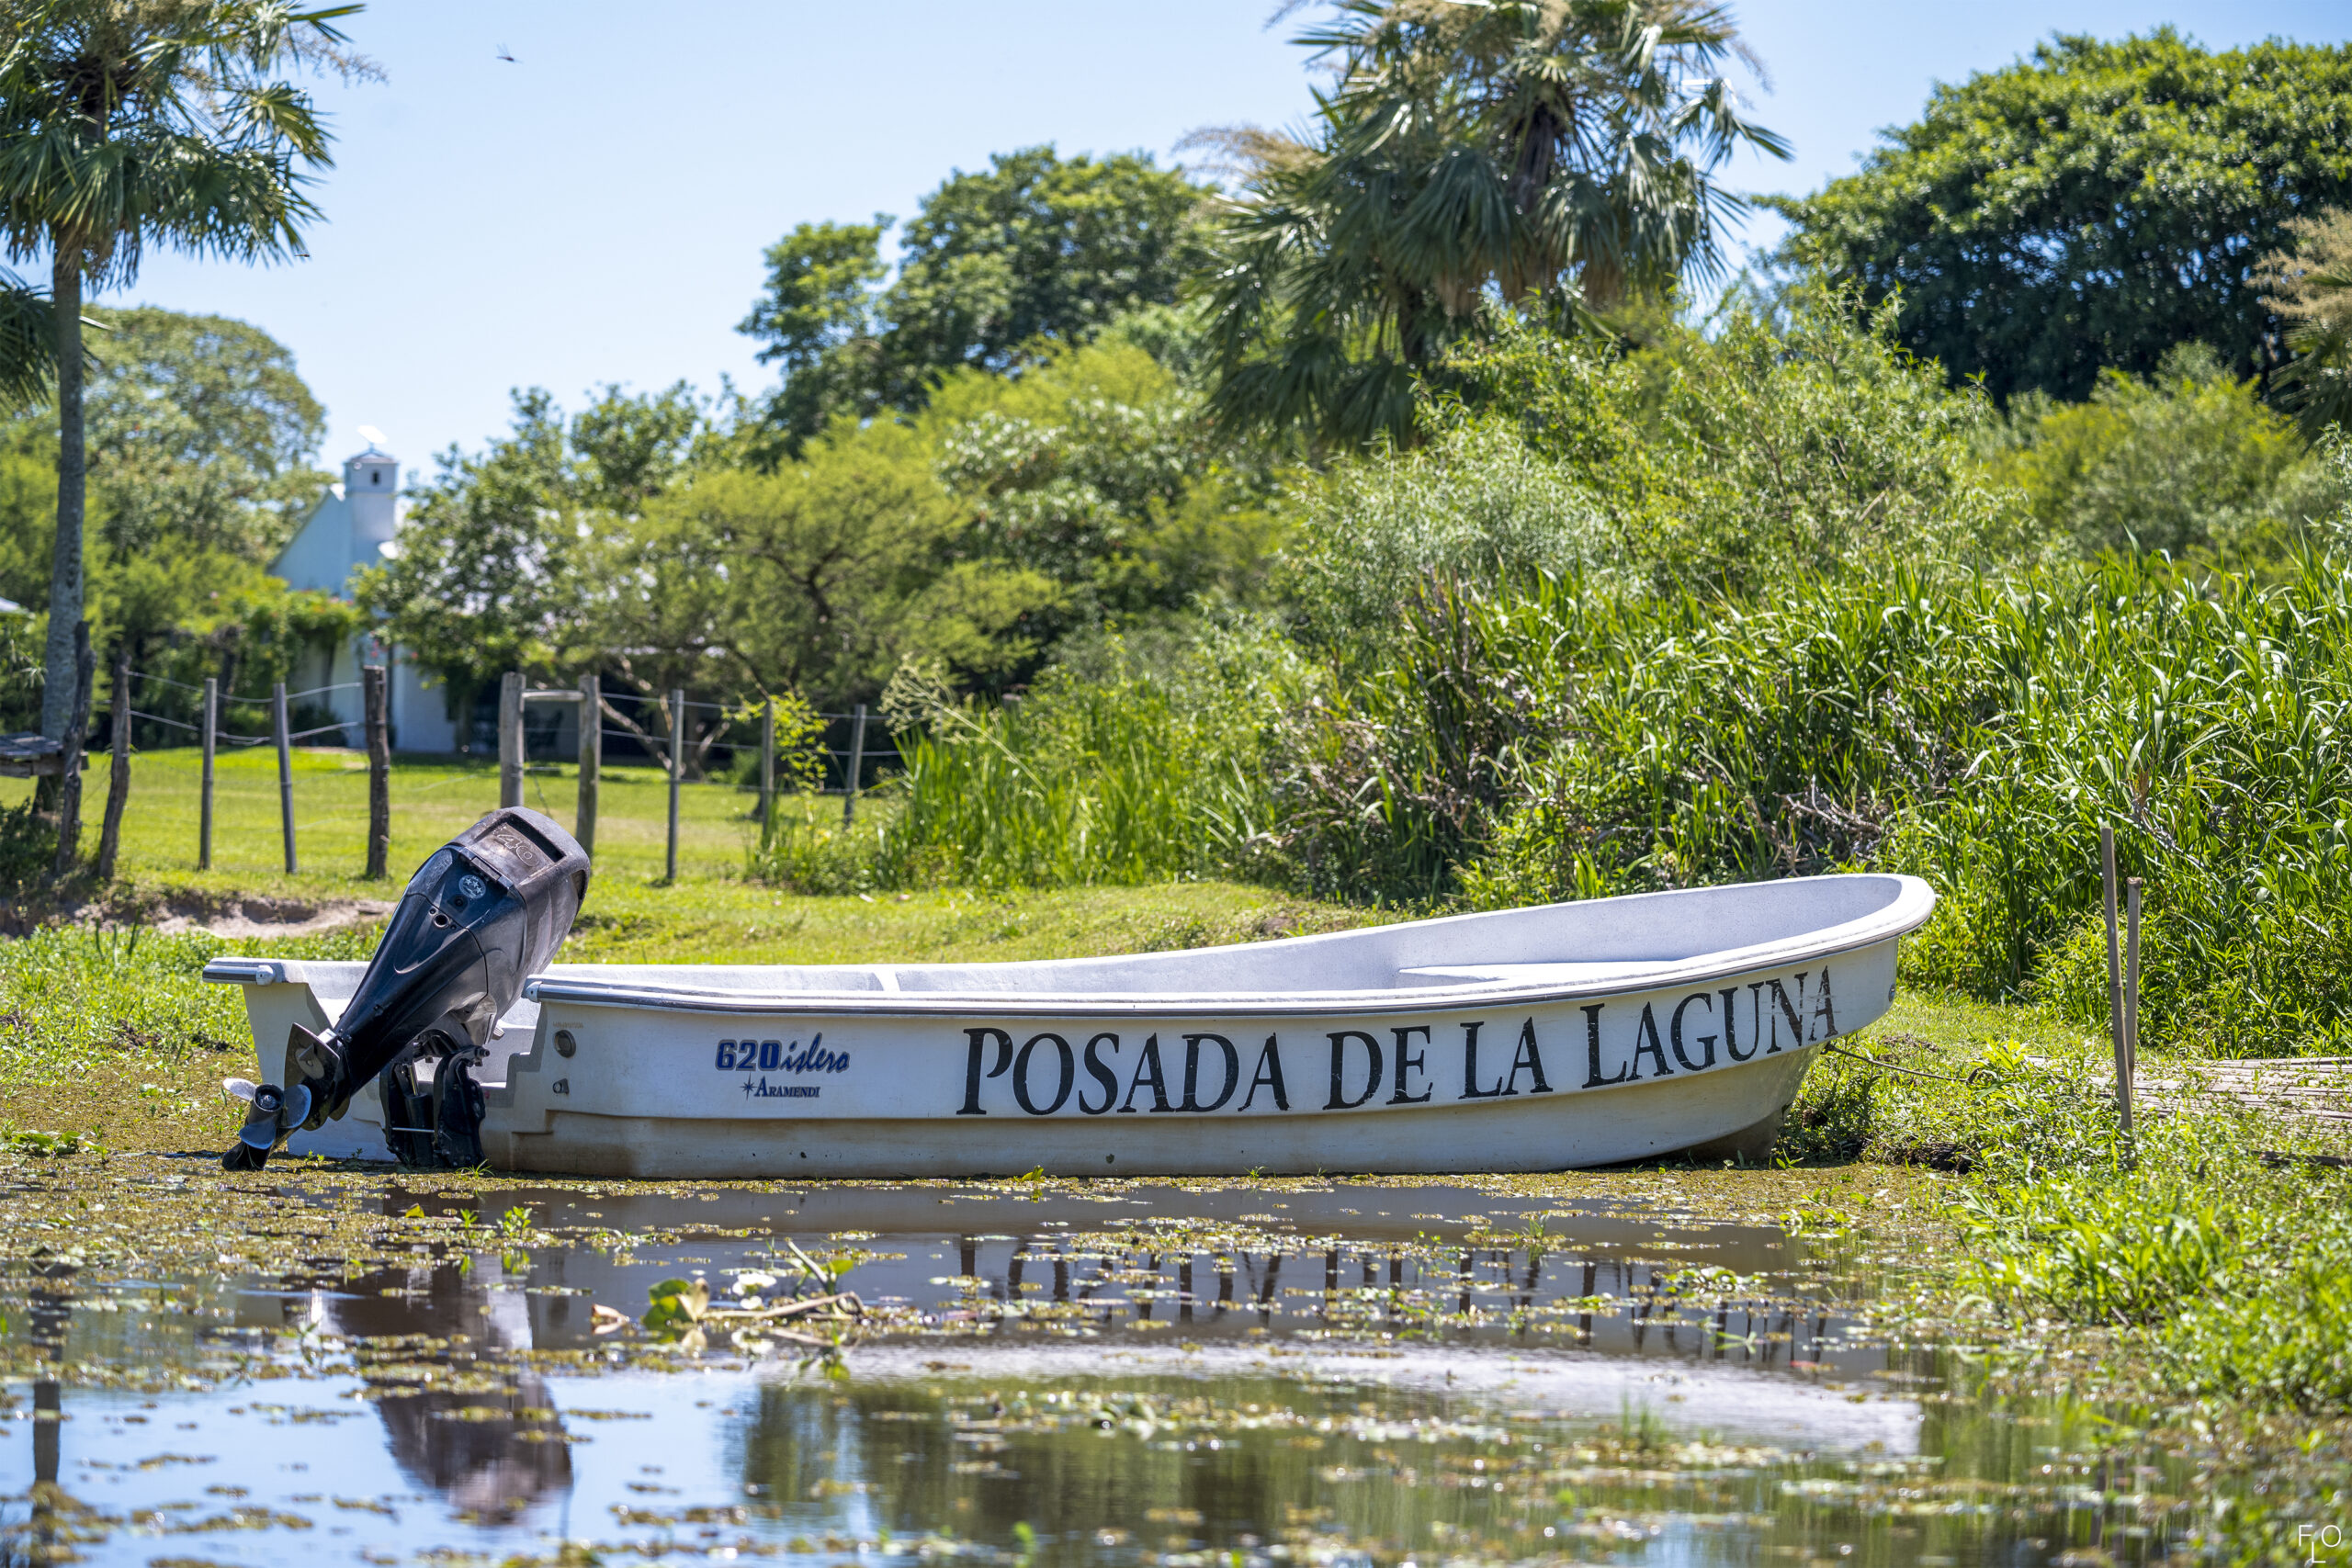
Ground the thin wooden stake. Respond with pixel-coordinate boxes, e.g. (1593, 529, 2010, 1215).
(576, 672, 600, 858)
(364, 665, 390, 879)
(51, 622, 91, 878)
(2123, 877, 2143, 1131)
(94, 647, 130, 881)
(498, 671, 524, 809)
(2117, 827, 2135, 1123)
(759, 696, 776, 835)
(198, 675, 217, 871)
(666, 688, 684, 883)
(274, 680, 298, 874)
(842, 703, 868, 829)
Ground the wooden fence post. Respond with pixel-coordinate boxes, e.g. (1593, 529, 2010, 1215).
(498, 671, 524, 809)
(95, 648, 130, 881)
(198, 676, 217, 871)
(51, 622, 92, 878)
(759, 696, 776, 834)
(274, 680, 298, 874)
(665, 688, 684, 883)
(841, 703, 868, 829)
(576, 672, 600, 858)
(364, 665, 390, 879)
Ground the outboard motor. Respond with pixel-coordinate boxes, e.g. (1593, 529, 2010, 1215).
(222, 807, 591, 1172)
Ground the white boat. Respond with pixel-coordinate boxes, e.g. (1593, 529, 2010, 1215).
(204, 872, 1934, 1179)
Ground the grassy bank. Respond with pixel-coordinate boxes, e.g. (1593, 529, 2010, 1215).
(0, 876, 1381, 1153)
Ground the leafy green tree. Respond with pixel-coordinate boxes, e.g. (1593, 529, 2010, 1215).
(735, 219, 889, 458)
(1419, 292, 2035, 594)
(354, 391, 581, 745)
(887, 146, 1209, 379)
(85, 307, 328, 562)
(569, 378, 704, 510)
(1202, 0, 1786, 446)
(739, 148, 1210, 455)
(622, 420, 1059, 707)
(0, 269, 56, 411)
(1769, 30, 2352, 405)
(0, 308, 334, 682)
(929, 338, 1285, 636)
(1980, 344, 2338, 559)
(356, 379, 716, 753)
(0, 0, 367, 739)
(2258, 209, 2352, 441)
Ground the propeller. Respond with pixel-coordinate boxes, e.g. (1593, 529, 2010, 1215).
(221, 1077, 313, 1170)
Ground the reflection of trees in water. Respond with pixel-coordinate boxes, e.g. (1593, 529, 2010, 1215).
(736, 1381, 1487, 1556)
(320, 1258, 575, 1525)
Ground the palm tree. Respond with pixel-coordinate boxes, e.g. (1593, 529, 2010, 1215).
(0, 0, 366, 739)
(1201, 0, 1788, 446)
(2259, 208, 2352, 442)
(0, 268, 59, 410)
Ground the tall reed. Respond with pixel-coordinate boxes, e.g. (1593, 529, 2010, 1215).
(752, 630, 1297, 893)
(1306, 553, 2352, 1055)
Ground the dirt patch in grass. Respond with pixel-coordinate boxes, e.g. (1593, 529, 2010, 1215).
(136, 893, 395, 938)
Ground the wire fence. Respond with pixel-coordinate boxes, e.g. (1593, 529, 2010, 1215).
(125, 676, 364, 747)
(55, 666, 905, 884)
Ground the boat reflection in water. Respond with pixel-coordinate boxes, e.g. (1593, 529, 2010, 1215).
(108, 1179, 1887, 1536)
(293, 1255, 576, 1525)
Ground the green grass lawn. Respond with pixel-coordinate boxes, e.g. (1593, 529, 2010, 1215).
(6, 745, 757, 897)
(3, 744, 1375, 961)
(0, 744, 1388, 1149)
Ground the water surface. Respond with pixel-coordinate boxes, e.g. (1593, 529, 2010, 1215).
(1, 1173, 2189, 1565)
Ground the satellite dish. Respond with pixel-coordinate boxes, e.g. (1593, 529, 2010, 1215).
(356, 424, 388, 448)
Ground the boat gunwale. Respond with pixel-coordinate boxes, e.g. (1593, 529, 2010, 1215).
(203, 874, 1933, 1021)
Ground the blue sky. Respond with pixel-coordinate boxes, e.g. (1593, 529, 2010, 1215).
(104, 0, 2352, 476)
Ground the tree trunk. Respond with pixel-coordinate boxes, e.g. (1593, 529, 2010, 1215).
(40, 242, 85, 742)
(95, 645, 130, 881)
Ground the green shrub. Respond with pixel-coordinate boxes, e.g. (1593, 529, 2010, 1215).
(2163, 1228, 2352, 1408)
(1947, 1100, 2352, 1413)
(1773, 1055, 1883, 1165)
(749, 794, 894, 896)
(1433, 293, 2041, 593)
(0, 922, 380, 1091)
(1310, 555, 2352, 1055)
(1284, 416, 1620, 658)
(1981, 344, 2345, 559)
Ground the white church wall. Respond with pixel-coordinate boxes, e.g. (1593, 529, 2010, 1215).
(391, 655, 458, 753)
(273, 486, 353, 597)
(271, 440, 470, 755)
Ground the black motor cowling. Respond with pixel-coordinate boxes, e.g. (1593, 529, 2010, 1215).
(223, 807, 591, 1171)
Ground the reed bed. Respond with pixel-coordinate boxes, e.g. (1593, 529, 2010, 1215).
(774, 548, 2352, 1060)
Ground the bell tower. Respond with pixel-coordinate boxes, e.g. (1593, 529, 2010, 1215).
(345, 439, 399, 556)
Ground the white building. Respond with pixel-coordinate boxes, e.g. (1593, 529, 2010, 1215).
(270, 440, 462, 751)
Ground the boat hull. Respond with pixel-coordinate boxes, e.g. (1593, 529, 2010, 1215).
(212, 908, 1911, 1177)
(483, 1048, 1813, 1179)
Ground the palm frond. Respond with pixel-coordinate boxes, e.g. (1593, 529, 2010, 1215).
(0, 271, 54, 410)
(1205, 0, 1786, 445)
